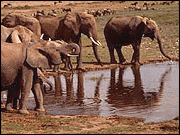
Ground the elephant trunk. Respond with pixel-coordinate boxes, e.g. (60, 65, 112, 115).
(89, 33, 103, 66)
(157, 36, 171, 60)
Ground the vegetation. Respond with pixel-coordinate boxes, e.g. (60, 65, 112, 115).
(1, 112, 179, 134)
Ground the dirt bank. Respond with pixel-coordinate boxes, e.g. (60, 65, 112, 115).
(1, 109, 179, 134)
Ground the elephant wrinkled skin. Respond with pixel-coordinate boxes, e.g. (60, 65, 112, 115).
(104, 16, 171, 65)
(1, 40, 80, 114)
(1, 25, 40, 44)
(35, 12, 102, 70)
(2, 13, 41, 37)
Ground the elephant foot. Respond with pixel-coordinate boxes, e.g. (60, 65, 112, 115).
(34, 107, 45, 112)
(110, 60, 117, 64)
(19, 109, 29, 115)
(131, 61, 142, 66)
(76, 67, 87, 72)
(1, 103, 5, 108)
(120, 61, 129, 65)
(62, 67, 71, 71)
(98, 61, 103, 66)
(5, 104, 14, 111)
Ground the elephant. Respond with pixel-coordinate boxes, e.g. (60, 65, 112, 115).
(1, 40, 80, 114)
(34, 12, 102, 70)
(1, 25, 53, 91)
(104, 16, 172, 65)
(1, 25, 52, 108)
(1, 25, 40, 44)
(2, 13, 41, 37)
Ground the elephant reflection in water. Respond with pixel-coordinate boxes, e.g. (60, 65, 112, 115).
(107, 66, 172, 109)
(43, 71, 103, 107)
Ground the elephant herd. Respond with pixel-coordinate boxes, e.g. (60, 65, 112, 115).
(1, 11, 172, 114)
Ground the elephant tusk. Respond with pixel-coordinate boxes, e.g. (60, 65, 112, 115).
(97, 40, 102, 46)
(67, 54, 79, 57)
(90, 37, 101, 46)
(40, 33, 44, 39)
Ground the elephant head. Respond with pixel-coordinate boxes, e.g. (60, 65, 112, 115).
(1, 25, 41, 45)
(54, 40, 80, 56)
(2, 13, 41, 37)
(79, 12, 101, 46)
(11, 25, 40, 44)
(140, 16, 171, 60)
(63, 12, 102, 66)
(26, 40, 63, 68)
(1, 25, 14, 42)
(26, 40, 80, 68)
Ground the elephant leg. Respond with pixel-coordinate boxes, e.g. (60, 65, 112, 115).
(39, 79, 45, 94)
(66, 57, 72, 70)
(76, 39, 83, 70)
(31, 69, 45, 112)
(12, 86, 21, 109)
(53, 65, 59, 71)
(68, 56, 74, 74)
(60, 54, 71, 70)
(107, 42, 117, 64)
(5, 89, 13, 111)
(1, 91, 6, 108)
(115, 44, 126, 64)
(131, 44, 141, 65)
(6, 76, 21, 111)
(19, 66, 33, 114)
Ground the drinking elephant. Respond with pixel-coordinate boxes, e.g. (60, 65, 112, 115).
(104, 16, 172, 65)
(34, 12, 102, 70)
(1, 40, 80, 114)
(1, 25, 54, 92)
(2, 13, 41, 37)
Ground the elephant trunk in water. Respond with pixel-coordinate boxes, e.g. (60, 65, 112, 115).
(156, 34, 172, 60)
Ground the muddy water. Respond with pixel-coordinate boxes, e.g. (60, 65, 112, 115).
(28, 61, 179, 123)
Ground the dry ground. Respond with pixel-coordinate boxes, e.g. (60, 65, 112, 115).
(1, 110, 179, 134)
(1, 1, 179, 134)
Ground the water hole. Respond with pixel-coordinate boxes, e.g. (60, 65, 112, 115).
(26, 61, 179, 123)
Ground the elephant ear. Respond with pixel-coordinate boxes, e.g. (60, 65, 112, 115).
(129, 16, 148, 30)
(64, 12, 80, 36)
(141, 17, 149, 26)
(26, 45, 50, 68)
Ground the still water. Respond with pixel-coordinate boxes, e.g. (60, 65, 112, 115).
(28, 61, 179, 123)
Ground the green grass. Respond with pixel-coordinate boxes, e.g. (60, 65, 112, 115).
(80, 4, 179, 65)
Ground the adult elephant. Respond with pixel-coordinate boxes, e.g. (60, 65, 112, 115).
(35, 12, 102, 70)
(1, 25, 53, 91)
(2, 13, 41, 37)
(1, 25, 40, 43)
(1, 40, 80, 114)
(104, 16, 172, 65)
